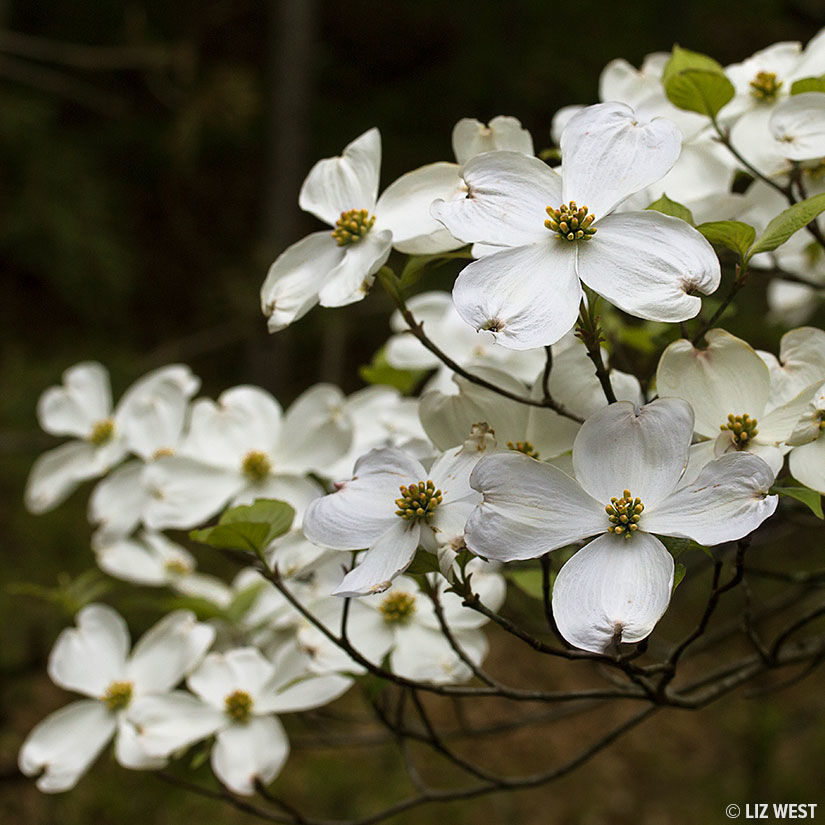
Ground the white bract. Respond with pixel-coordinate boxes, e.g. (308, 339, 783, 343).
(463, 399, 778, 652)
(18, 605, 214, 792)
(431, 102, 721, 349)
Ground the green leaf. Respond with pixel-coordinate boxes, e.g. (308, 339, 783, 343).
(398, 250, 473, 290)
(663, 45, 735, 118)
(770, 482, 824, 519)
(748, 192, 825, 259)
(646, 194, 695, 225)
(791, 75, 825, 95)
(672, 563, 687, 592)
(507, 569, 545, 600)
(359, 346, 428, 395)
(660, 535, 712, 559)
(405, 549, 441, 575)
(697, 220, 756, 263)
(190, 498, 295, 554)
(160, 595, 228, 621)
(226, 581, 267, 623)
(7, 569, 116, 615)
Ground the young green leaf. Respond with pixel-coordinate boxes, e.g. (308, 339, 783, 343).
(697, 220, 756, 263)
(663, 46, 735, 118)
(672, 562, 687, 592)
(747, 192, 825, 259)
(507, 568, 545, 600)
(791, 75, 825, 95)
(770, 483, 824, 519)
(646, 194, 695, 225)
(190, 498, 295, 554)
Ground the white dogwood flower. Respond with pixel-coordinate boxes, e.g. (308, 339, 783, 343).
(464, 399, 777, 653)
(431, 102, 721, 349)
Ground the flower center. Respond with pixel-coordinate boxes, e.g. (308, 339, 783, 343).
(394, 479, 442, 522)
(242, 449, 272, 482)
(605, 489, 644, 540)
(545, 201, 597, 242)
(89, 418, 115, 446)
(720, 413, 758, 449)
(164, 558, 191, 575)
(507, 440, 540, 459)
(331, 208, 376, 246)
(152, 446, 175, 459)
(379, 591, 417, 624)
(224, 689, 254, 723)
(102, 680, 134, 711)
(750, 71, 782, 102)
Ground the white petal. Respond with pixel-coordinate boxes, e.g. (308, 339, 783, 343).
(768, 326, 825, 405)
(552, 532, 674, 653)
(257, 672, 351, 714)
(114, 719, 167, 770)
(24, 441, 101, 514)
(299, 128, 381, 224)
(317, 229, 393, 307)
(643, 452, 778, 544)
(212, 716, 290, 796)
(390, 624, 484, 684)
(375, 162, 465, 254)
(261, 231, 346, 332)
(188, 648, 276, 708)
(38, 362, 112, 437)
(572, 399, 694, 508)
(789, 437, 825, 494)
(128, 692, 224, 757)
(560, 102, 681, 217)
(48, 604, 129, 697)
(127, 611, 214, 694)
(770, 92, 825, 160)
(332, 519, 420, 596)
(452, 240, 581, 350)
(235, 474, 322, 528)
(451, 115, 534, 165)
(88, 460, 146, 539)
(576, 212, 720, 321)
(759, 381, 824, 444)
(465, 451, 605, 562)
(431, 151, 561, 247)
(19, 700, 116, 792)
(656, 329, 771, 438)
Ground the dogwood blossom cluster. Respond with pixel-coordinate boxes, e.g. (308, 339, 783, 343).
(18, 28, 825, 812)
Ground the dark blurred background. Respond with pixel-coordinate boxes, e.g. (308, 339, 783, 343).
(2, 1, 825, 823)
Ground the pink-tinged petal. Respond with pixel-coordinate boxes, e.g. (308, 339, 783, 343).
(576, 212, 720, 322)
(261, 231, 346, 332)
(431, 151, 561, 247)
(465, 452, 604, 562)
(317, 229, 393, 307)
(552, 531, 674, 653)
(299, 128, 381, 224)
(303, 447, 426, 549)
(25, 441, 102, 514)
(38, 362, 112, 437)
(452, 240, 581, 350)
(114, 719, 166, 770)
(127, 611, 214, 694)
(332, 519, 420, 596)
(375, 162, 465, 254)
(188, 648, 276, 708)
(643, 452, 778, 545)
(656, 329, 771, 438)
(560, 102, 681, 217)
(789, 438, 825, 494)
(212, 716, 290, 796)
(451, 116, 534, 165)
(572, 399, 694, 508)
(48, 604, 129, 697)
(19, 700, 116, 792)
(128, 692, 224, 758)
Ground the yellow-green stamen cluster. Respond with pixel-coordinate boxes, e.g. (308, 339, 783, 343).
(379, 591, 417, 624)
(545, 201, 596, 242)
(164, 558, 191, 576)
(507, 440, 540, 459)
(102, 680, 134, 711)
(331, 208, 376, 246)
(605, 489, 644, 540)
(721, 413, 758, 449)
(89, 418, 115, 446)
(224, 689, 254, 723)
(242, 449, 272, 482)
(395, 479, 442, 522)
(750, 71, 782, 101)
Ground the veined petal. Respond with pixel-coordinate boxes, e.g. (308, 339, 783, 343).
(759, 381, 824, 444)
(48, 604, 129, 697)
(576, 212, 720, 322)
(767, 326, 825, 405)
(127, 611, 214, 694)
(299, 128, 380, 224)
(572, 399, 694, 508)
(261, 231, 346, 332)
(317, 229, 392, 307)
(38, 362, 111, 437)
(452, 240, 581, 350)
(431, 151, 561, 247)
(212, 715, 290, 796)
(552, 531, 674, 653)
(643, 452, 777, 544)
(19, 700, 116, 792)
(375, 162, 465, 254)
(656, 329, 771, 438)
(560, 102, 681, 217)
(332, 519, 420, 596)
(465, 451, 605, 562)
